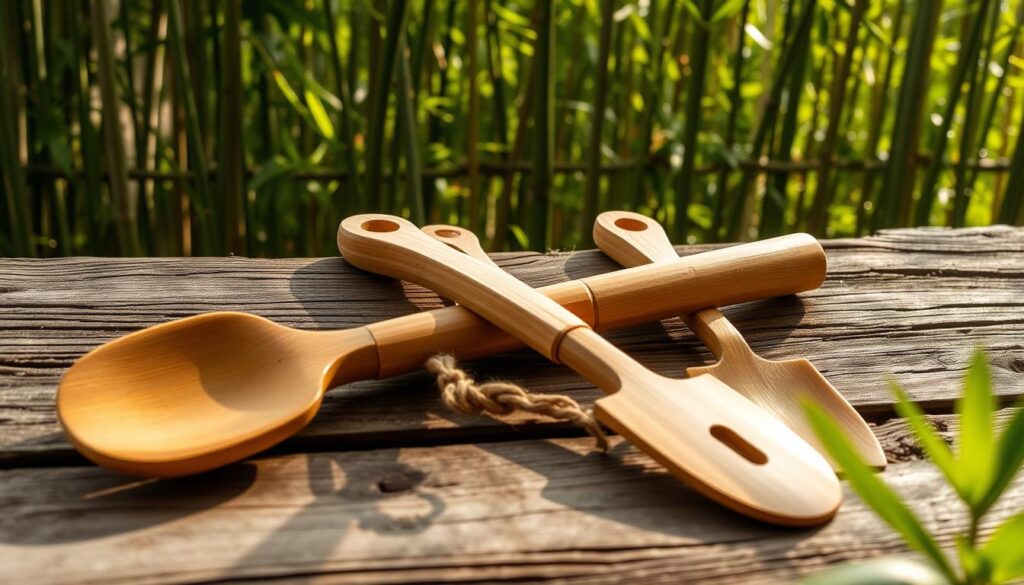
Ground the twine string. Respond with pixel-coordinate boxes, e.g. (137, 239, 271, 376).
(426, 354, 609, 452)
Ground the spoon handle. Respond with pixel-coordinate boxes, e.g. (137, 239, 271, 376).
(593, 210, 759, 363)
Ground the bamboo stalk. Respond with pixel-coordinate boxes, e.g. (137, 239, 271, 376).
(857, 0, 904, 236)
(807, 0, 865, 235)
(218, 0, 245, 253)
(634, 0, 677, 216)
(494, 46, 537, 250)
(467, 0, 482, 233)
(365, 0, 409, 211)
(951, 0, 999, 227)
(712, 0, 751, 241)
(396, 36, 425, 225)
(582, 0, 615, 248)
(976, 2, 1024, 216)
(761, 0, 813, 238)
(914, 0, 991, 226)
(673, 0, 713, 239)
(727, 0, 816, 240)
(0, 5, 34, 256)
(324, 0, 362, 213)
(528, 0, 554, 250)
(166, 0, 218, 254)
(873, 0, 941, 230)
(91, 0, 142, 255)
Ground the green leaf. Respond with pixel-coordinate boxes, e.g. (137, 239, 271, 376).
(891, 381, 958, 488)
(711, 0, 747, 23)
(273, 70, 308, 116)
(304, 90, 336, 140)
(957, 348, 997, 508)
(980, 512, 1024, 583)
(977, 404, 1024, 515)
(803, 401, 958, 583)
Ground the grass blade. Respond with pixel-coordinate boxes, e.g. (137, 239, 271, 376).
(956, 348, 997, 509)
(804, 400, 958, 583)
(981, 512, 1024, 583)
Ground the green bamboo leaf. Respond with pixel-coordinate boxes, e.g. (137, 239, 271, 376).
(977, 405, 1024, 516)
(980, 512, 1024, 583)
(804, 401, 958, 583)
(956, 348, 997, 509)
(305, 89, 336, 140)
(891, 381, 958, 487)
(273, 70, 308, 115)
(711, 0, 746, 23)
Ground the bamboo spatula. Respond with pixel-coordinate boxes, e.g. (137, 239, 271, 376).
(339, 214, 841, 527)
(593, 211, 886, 469)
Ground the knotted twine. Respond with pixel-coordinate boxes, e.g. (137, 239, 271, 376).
(426, 354, 609, 452)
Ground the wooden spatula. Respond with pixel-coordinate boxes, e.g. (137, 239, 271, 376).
(593, 210, 886, 470)
(339, 214, 841, 527)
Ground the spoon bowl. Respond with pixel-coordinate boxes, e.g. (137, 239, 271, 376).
(57, 312, 372, 477)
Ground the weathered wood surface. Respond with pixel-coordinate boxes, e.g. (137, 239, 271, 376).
(1, 226, 1024, 583)
(2, 226, 1023, 465)
(4, 426, 1022, 585)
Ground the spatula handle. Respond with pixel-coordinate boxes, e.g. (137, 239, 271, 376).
(340, 215, 588, 361)
(593, 210, 758, 360)
(364, 225, 824, 378)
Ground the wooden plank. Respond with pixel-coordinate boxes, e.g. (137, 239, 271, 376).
(3, 417, 1021, 584)
(2, 226, 1024, 464)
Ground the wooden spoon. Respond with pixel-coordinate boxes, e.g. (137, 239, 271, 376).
(593, 210, 886, 470)
(339, 214, 841, 527)
(58, 230, 828, 478)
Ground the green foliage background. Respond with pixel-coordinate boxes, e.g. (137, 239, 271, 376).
(2, 0, 1024, 257)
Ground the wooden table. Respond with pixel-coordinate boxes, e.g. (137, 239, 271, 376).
(3, 227, 1023, 583)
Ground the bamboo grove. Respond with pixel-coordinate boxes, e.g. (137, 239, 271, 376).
(1, 0, 1023, 257)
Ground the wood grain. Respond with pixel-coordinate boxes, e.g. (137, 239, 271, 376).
(2, 227, 1024, 466)
(2, 421, 1020, 584)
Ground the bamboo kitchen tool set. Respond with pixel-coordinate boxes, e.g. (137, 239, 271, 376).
(57, 212, 883, 526)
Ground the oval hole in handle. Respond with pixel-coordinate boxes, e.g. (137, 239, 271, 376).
(614, 217, 649, 232)
(362, 219, 401, 232)
(433, 228, 463, 238)
(709, 425, 768, 465)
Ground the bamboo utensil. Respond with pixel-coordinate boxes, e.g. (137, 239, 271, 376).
(339, 214, 841, 527)
(58, 228, 829, 478)
(593, 211, 886, 470)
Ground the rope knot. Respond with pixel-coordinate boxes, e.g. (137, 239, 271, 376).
(426, 354, 609, 452)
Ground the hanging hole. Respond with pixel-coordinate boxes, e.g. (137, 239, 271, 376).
(710, 425, 768, 465)
(362, 219, 400, 233)
(614, 217, 649, 232)
(434, 229, 462, 239)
